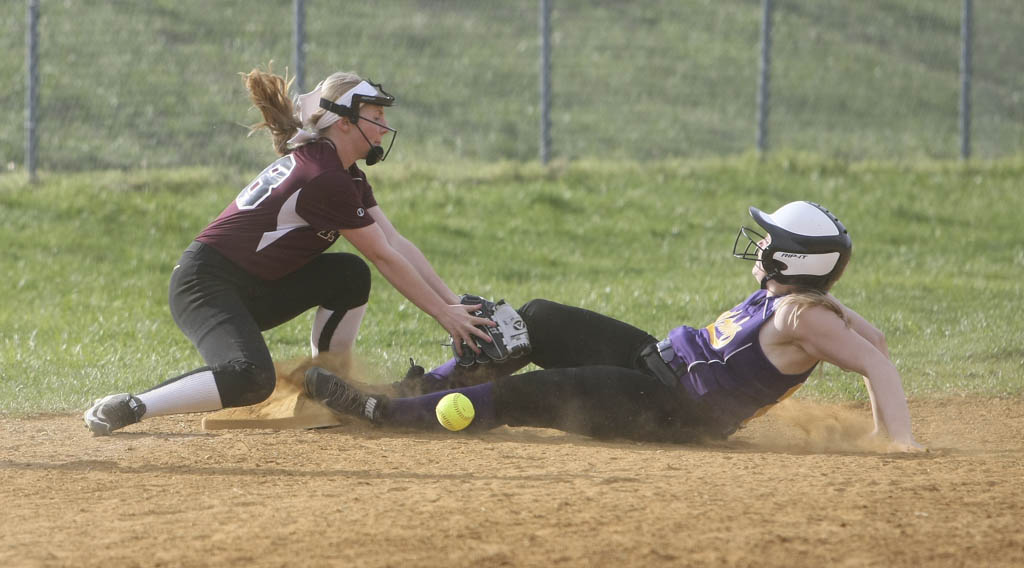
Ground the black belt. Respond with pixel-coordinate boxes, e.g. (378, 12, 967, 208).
(639, 339, 683, 388)
(639, 340, 731, 438)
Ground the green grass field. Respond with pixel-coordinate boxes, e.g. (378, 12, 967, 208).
(2, 156, 1021, 413)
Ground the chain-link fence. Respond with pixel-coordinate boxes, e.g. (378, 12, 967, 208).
(4, 0, 1022, 175)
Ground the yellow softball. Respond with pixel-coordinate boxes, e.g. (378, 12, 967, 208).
(435, 393, 475, 431)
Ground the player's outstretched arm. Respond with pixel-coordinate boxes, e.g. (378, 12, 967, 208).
(340, 223, 493, 354)
(790, 305, 925, 453)
(832, 295, 891, 358)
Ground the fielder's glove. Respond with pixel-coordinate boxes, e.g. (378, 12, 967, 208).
(454, 294, 532, 367)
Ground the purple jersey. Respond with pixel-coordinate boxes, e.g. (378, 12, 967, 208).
(196, 141, 377, 280)
(661, 289, 816, 435)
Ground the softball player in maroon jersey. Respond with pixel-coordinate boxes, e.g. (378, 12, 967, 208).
(84, 68, 493, 435)
(305, 202, 925, 452)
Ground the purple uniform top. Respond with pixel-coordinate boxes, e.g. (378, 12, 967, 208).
(660, 289, 816, 435)
(196, 141, 377, 280)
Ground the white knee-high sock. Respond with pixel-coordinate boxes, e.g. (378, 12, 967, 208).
(136, 369, 224, 418)
(310, 304, 366, 357)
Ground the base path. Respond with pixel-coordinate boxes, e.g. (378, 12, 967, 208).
(2, 397, 1022, 567)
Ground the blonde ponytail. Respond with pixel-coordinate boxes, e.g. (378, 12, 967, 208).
(241, 65, 302, 156)
(775, 290, 848, 328)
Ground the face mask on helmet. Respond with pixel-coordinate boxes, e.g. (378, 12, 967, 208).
(319, 80, 398, 165)
(732, 201, 852, 291)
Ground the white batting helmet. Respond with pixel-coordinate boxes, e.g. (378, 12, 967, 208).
(733, 201, 852, 291)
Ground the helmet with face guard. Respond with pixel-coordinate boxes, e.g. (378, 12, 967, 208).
(733, 201, 852, 291)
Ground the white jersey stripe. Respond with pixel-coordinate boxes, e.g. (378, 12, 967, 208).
(256, 189, 310, 252)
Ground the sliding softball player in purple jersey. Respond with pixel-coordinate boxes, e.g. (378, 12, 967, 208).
(305, 201, 925, 452)
(84, 66, 493, 435)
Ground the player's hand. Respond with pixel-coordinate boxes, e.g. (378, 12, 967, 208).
(889, 438, 928, 453)
(439, 303, 495, 356)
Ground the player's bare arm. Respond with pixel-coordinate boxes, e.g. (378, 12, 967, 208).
(786, 304, 925, 452)
(830, 297, 891, 357)
(341, 223, 492, 353)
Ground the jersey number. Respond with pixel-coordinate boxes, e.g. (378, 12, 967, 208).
(235, 154, 297, 210)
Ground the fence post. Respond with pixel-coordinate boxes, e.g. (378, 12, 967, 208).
(293, 0, 306, 92)
(539, 0, 552, 164)
(26, 0, 40, 182)
(756, 0, 773, 157)
(959, 0, 972, 160)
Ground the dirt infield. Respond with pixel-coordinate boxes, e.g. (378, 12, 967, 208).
(2, 396, 1022, 568)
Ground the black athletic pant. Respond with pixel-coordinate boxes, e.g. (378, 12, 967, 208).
(165, 241, 370, 406)
(437, 298, 659, 390)
(494, 367, 710, 442)
(518, 298, 657, 370)
(495, 299, 714, 442)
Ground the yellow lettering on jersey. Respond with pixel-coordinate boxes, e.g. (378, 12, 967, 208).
(705, 309, 751, 349)
(740, 383, 804, 427)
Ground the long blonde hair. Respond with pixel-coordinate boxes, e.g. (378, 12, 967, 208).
(775, 289, 849, 328)
(241, 65, 363, 155)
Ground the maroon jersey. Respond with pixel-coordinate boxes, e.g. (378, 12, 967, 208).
(196, 141, 377, 280)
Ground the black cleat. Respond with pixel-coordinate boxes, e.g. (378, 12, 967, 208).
(391, 358, 455, 396)
(391, 358, 425, 396)
(83, 393, 146, 436)
(402, 358, 425, 382)
(304, 367, 385, 423)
